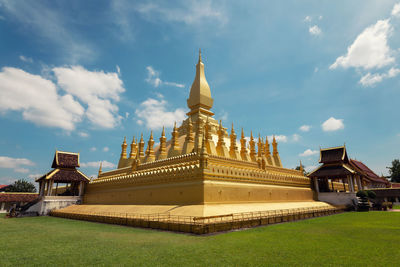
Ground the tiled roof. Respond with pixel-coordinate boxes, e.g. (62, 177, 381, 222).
(350, 159, 389, 184)
(51, 169, 89, 182)
(309, 164, 354, 178)
(0, 185, 10, 191)
(37, 169, 89, 182)
(319, 146, 348, 164)
(51, 151, 79, 168)
(0, 193, 38, 202)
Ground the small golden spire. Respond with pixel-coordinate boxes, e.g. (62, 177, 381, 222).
(216, 120, 229, 157)
(146, 131, 155, 162)
(129, 136, 137, 159)
(138, 133, 145, 159)
(272, 135, 278, 156)
(229, 122, 239, 159)
(240, 128, 249, 161)
(98, 162, 102, 176)
(249, 131, 256, 161)
(158, 127, 167, 160)
(121, 136, 128, 159)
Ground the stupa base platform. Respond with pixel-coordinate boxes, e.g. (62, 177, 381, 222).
(50, 201, 344, 234)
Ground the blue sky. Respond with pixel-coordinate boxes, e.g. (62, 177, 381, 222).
(0, 0, 399, 184)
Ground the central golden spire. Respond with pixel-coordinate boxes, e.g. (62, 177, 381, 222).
(187, 49, 214, 116)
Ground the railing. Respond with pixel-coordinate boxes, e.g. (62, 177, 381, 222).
(50, 206, 343, 234)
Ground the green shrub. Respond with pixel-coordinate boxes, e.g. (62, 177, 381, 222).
(356, 190, 367, 198)
(366, 190, 376, 199)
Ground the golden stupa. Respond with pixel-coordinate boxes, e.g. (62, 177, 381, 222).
(54, 51, 336, 232)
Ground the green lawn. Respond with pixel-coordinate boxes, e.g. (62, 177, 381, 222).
(0, 212, 399, 266)
(393, 204, 400, 210)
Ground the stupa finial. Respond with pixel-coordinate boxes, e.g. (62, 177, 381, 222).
(199, 48, 202, 63)
(187, 50, 214, 115)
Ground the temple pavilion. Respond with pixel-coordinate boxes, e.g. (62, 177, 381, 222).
(52, 51, 337, 232)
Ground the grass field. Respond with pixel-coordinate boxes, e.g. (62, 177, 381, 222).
(1, 212, 399, 266)
(393, 204, 400, 209)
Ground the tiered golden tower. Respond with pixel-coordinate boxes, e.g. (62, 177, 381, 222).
(84, 51, 314, 216)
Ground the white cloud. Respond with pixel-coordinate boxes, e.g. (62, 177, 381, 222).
(392, 3, 400, 17)
(304, 16, 311, 22)
(267, 135, 288, 143)
(145, 66, 184, 88)
(135, 1, 227, 26)
(90, 147, 97, 152)
(309, 25, 322, 35)
(359, 67, 400, 87)
(0, 65, 125, 131)
(0, 1, 93, 63)
(0, 67, 84, 130)
(135, 97, 186, 129)
(28, 173, 42, 179)
(292, 134, 300, 142)
(305, 165, 317, 173)
(103, 147, 109, 152)
(19, 55, 33, 63)
(15, 168, 29, 173)
(0, 156, 35, 173)
(81, 161, 116, 169)
(299, 125, 311, 132)
(78, 132, 89, 138)
(53, 65, 125, 129)
(299, 149, 318, 157)
(111, 0, 135, 41)
(330, 19, 394, 70)
(322, 117, 344, 132)
(319, 15, 323, 20)
(219, 110, 228, 121)
(0, 15, 5, 20)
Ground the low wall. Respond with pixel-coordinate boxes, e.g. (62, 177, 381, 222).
(27, 196, 82, 215)
(318, 192, 357, 206)
(51, 206, 343, 234)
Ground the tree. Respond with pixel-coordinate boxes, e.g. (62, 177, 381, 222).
(5, 179, 37, 193)
(387, 159, 400, 183)
(295, 165, 309, 176)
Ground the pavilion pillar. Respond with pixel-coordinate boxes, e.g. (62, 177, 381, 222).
(1, 202, 5, 211)
(395, 197, 399, 203)
(47, 180, 54, 196)
(313, 178, 319, 193)
(356, 175, 362, 191)
(359, 176, 365, 190)
(78, 181, 85, 196)
(325, 177, 329, 192)
(46, 181, 50, 196)
(347, 175, 354, 193)
(39, 181, 44, 197)
(342, 179, 347, 192)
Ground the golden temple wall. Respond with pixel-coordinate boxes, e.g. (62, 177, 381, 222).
(85, 153, 313, 205)
(84, 180, 204, 205)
